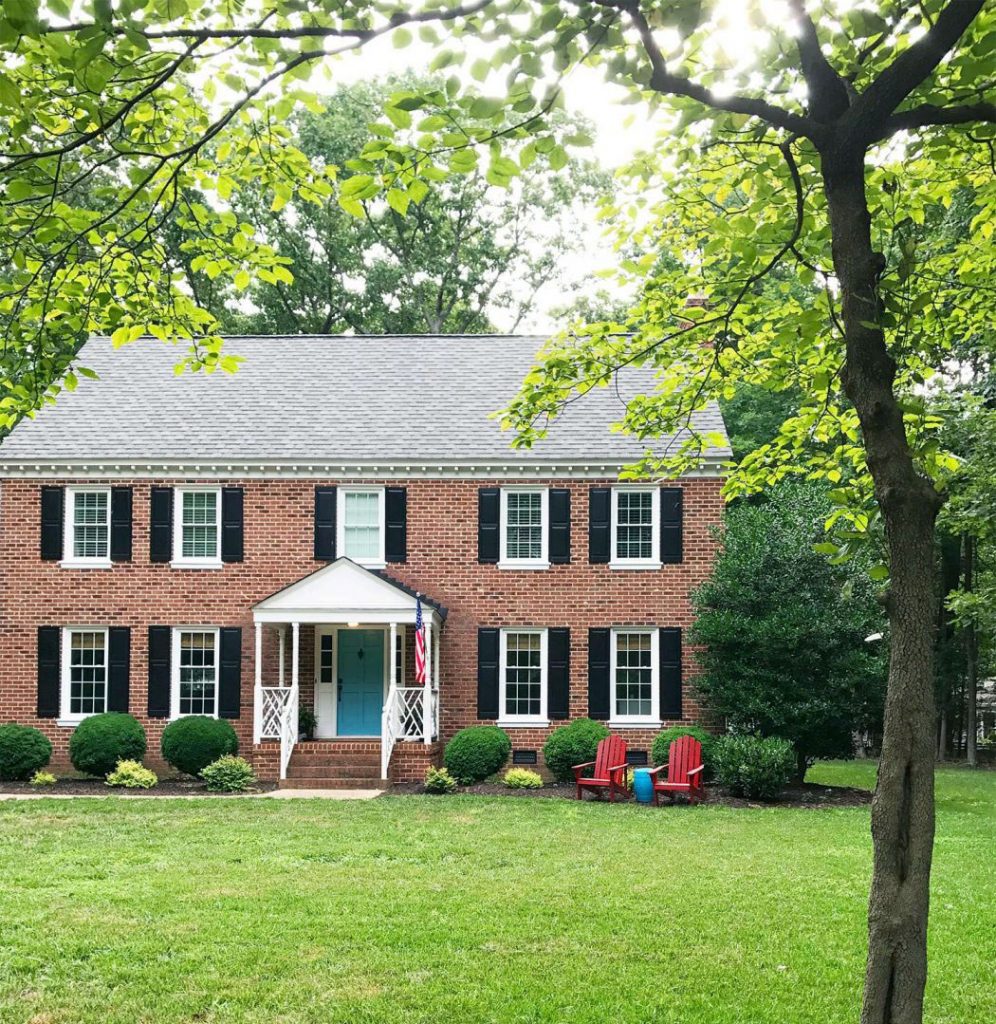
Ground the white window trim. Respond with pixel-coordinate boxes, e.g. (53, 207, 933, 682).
(498, 487, 549, 569)
(609, 627, 661, 727)
(337, 486, 386, 568)
(170, 626, 221, 720)
(171, 486, 223, 568)
(497, 627, 549, 727)
(58, 626, 109, 724)
(60, 486, 112, 568)
(610, 486, 661, 569)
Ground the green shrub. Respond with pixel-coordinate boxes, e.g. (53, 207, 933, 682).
(30, 770, 57, 787)
(200, 755, 256, 792)
(0, 724, 53, 781)
(542, 718, 610, 783)
(106, 759, 158, 789)
(652, 725, 717, 781)
(424, 766, 458, 794)
(712, 734, 796, 800)
(443, 726, 511, 784)
(161, 716, 238, 776)
(503, 767, 543, 789)
(69, 713, 146, 777)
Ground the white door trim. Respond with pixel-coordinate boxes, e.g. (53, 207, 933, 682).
(315, 625, 390, 738)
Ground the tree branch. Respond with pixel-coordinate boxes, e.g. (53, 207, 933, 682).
(787, 0, 851, 122)
(878, 99, 996, 137)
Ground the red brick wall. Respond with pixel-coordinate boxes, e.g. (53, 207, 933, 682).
(0, 477, 724, 774)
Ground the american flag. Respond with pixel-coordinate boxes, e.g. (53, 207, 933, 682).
(414, 596, 426, 684)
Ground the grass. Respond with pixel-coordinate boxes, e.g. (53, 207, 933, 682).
(0, 762, 992, 1024)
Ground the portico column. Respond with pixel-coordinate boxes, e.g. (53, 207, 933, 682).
(389, 621, 398, 690)
(279, 627, 286, 687)
(253, 622, 263, 744)
(433, 627, 441, 741)
(291, 621, 300, 743)
(423, 618, 433, 744)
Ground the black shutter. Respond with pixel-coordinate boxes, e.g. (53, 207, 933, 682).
(385, 487, 407, 563)
(477, 627, 500, 719)
(547, 627, 570, 719)
(147, 626, 171, 717)
(549, 489, 571, 564)
(587, 627, 611, 720)
(660, 487, 683, 564)
(40, 486, 64, 561)
(221, 486, 244, 563)
(314, 486, 336, 560)
(107, 627, 131, 713)
(660, 627, 682, 717)
(478, 488, 500, 564)
(588, 487, 611, 563)
(218, 627, 242, 719)
(37, 626, 60, 718)
(149, 487, 173, 563)
(110, 487, 133, 562)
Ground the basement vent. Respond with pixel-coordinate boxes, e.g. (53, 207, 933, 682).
(512, 749, 538, 765)
(626, 750, 649, 767)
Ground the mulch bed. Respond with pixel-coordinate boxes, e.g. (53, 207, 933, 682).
(393, 780, 872, 808)
(0, 777, 278, 797)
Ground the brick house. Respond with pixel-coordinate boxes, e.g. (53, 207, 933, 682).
(0, 335, 729, 786)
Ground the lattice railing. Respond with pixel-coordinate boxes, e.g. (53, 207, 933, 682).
(279, 687, 299, 780)
(260, 687, 292, 740)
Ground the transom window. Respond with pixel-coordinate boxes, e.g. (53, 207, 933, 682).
(175, 629, 218, 717)
(500, 488, 548, 566)
(338, 488, 385, 565)
(64, 488, 110, 562)
(500, 629, 547, 722)
(612, 629, 659, 723)
(612, 489, 660, 565)
(62, 628, 107, 719)
(173, 488, 221, 564)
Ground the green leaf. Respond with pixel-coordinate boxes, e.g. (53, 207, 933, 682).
(386, 188, 410, 216)
(392, 27, 412, 48)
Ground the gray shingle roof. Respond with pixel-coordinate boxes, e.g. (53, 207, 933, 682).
(0, 335, 730, 469)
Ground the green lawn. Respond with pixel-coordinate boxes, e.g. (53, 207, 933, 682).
(0, 762, 992, 1024)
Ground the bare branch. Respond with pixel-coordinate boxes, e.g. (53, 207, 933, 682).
(879, 99, 996, 137)
(787, 0, 851, 122)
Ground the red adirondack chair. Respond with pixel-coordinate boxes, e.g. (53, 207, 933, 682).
(573, 735, 629, 801)
(647, 735, 706, 805)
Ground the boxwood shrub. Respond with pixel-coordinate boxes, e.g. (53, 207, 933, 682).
(161, 716, 238, 777)
(443, 726, 511, 784)
(651, 725, 717, 781)
(542, 718, 610, 783)
(200, 755, 256, 792)
(712, 734, 796, 800)
(0, 724, 53, 781)
(69, 713, 146, 777)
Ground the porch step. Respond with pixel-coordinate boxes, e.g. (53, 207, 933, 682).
(287, 764, 382, 779)
(290, 750, 381, 766)
(280, 777, 390, 791)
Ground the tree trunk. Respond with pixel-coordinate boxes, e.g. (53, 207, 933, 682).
(821, 147, 941, 1024)
(963, 534, 978, 767)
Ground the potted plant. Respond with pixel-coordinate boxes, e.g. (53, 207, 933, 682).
(298, 707, 317, 741)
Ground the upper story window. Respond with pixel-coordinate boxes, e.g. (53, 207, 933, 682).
(338, 487, 385, 566)
(499, 488, 548, 568)
(173, 487, 221, 567)
(61, 627, 108, 721)
(63, 487, 111, 566)
(500, 628, 548, 724)
(612, 488, 660, 568)
(172, 628, 218, 718)
(611, 628, 660, 724)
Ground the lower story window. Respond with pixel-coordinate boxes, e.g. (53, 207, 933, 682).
(67, 629, 107, 717)
(178, 629, 217, 716)
(614, 631, 654, 718)
(503, 630, 545, 719)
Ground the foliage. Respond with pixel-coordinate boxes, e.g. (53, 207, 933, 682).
(68, 713, 147, 778)
(423, 766, 458, 795)
(0, 724, 52, 781)
(160, 717, 238, 778)
(651, 726, 716, 781)
(298, 707, 317, 739)
(29, 770, 57, 787)
(105, 759, 158, 790)
(200, 755, 256, 793)
(443, 726, 511, 784)
(542, 718, 610, 783)
(712, 735, 797, 800)
(502, 767, 543, 789)
(692, 483, 887, 774)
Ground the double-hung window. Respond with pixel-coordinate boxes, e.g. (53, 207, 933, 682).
(611, 488, 660, 567)
(611, 628, 660, 724)
(60, 627, 108, 720)
(499, 628, 547, 724)
(499, 488, 548, 568)
(337, 487, 385, 566)
(172, 628, 219, 717)
(63, 487, 111, 566)
(173, 487, 221, 566)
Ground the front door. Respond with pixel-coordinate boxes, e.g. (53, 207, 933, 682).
(336, 629, 384, 736)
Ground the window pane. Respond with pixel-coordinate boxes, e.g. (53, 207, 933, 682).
(504, 632, 542, 717)
(73, 491, 109, 559)
(319, 633, 334, 684)
(615, 632, 652, 717)
(343, 492, 381, 559)
(70, 630, 106, 715)
(181, 491, 218, 559)
(506, 492, 543, 560)
(616, 491, 653, 560)
(179, 631, 216, 715)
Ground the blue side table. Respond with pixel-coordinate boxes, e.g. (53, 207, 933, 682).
(632, 768, 655, 804)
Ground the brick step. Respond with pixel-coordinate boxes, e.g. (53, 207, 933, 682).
(294, 741, 380, 753)
(286, 764, 382, 780)
(279, 778, 390, 791)
(289, 751, 381, 767)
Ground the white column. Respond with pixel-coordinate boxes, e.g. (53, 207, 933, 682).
(422, 618, 433, 744)
(291, 621, 300, 744)
(389, 621, 398, 690)
(279, 627, 286, 687)
(253, 622, 263, 744)
(433, 626, 441, 741)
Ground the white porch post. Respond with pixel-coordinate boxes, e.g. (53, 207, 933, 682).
(389, 622, 398, 690)
(253, 622, 263, 745)
(291, 621, 300, 742)
(433, 626, 441, 741)
(279, 627, 286, 687)
(423, 618, 433, 744)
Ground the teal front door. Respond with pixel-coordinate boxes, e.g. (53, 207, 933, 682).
(337, 629, 384, 736)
